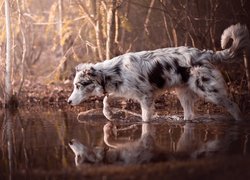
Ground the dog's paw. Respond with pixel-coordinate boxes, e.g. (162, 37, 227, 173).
(170, 115, 182, 121)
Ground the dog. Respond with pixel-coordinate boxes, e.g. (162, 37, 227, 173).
(68, 24, 249, 121)
(69, 121, 239, 165)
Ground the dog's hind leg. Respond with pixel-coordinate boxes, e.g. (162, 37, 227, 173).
(189, 66, 242, 121)
(176, 87, 197, 120)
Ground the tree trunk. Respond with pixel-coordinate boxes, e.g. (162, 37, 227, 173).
(144, 0, 155, 35)
(184, 0, 189, 46)
(58, 0, 66, 79)
(106, 0, 116, 60)
(172, 27, 178, 47)
(114, 10, 119, 44)
(77, 0, 104, 60)
(160, 0, 173, 47)
(91, 0, 103, 60)
(58, 0, 64, 55)
(244, 51, 250, 91)
(95, 0, 104, 60)
(142, 0, 155, 49)
(120, 0, 130, 52)
(4, 0, 13, 106)
(17, 0, 27, 97)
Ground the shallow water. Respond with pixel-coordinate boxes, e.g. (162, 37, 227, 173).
(0, 108, 250, 179)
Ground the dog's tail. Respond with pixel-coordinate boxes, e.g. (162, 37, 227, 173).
(213, 23, 249, 62)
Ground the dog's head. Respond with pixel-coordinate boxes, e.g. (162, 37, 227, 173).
(68, 139, 85, 165)
(69, 138, 106, 165)
(68, 63, 104, 105)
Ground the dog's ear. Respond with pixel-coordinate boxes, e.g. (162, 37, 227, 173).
(83, 67, 104, 84)
(76, 154, 84, 165)
(84, 67, 97, 77)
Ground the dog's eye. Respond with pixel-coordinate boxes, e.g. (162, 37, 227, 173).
(75, 84, 81, 89)
(75, 80, 92, 89)
(80, 80, 92, 86)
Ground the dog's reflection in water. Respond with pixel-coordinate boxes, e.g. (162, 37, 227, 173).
(176, 123, 220, 159)
(68, 122, 167, 166)
(69, 122, 230, 166)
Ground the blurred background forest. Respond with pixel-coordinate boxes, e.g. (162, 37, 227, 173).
(0, 0, 250, 107)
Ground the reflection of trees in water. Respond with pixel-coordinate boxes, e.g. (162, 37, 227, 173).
(243, 132, 249, 155)
(2, 109, 35, 178)
(0, 110, 76, 176)
(2, 109, 16, 179)
(1, 109, 249, 174)
(174, 122, 250, 158)
(5, 110, 13, 179)
(55, 111, 68, 167)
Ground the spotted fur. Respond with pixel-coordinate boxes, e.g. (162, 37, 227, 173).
(68, 24, 249, 121)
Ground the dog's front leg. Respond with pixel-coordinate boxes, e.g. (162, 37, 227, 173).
(103, 95, 114, 120)
(140, 96, 155, 122)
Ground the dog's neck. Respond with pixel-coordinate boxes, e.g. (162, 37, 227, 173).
(93, 59, 123, 96)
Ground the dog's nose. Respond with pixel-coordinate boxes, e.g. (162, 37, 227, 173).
(69, 140, 73, 145)
(68, 100, 72, 105)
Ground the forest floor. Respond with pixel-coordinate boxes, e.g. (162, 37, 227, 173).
(10, 78, 250, 117)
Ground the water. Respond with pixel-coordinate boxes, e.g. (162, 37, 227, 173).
(0, 108, 250, 179)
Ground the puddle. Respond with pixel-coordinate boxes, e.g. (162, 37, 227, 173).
(0, 108, 250, 179)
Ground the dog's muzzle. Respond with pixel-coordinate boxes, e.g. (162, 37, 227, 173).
(67, 99, 72, 105)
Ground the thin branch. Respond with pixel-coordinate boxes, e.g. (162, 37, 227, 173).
(17, 0, 27, 97)
(77, 0, 96, 28)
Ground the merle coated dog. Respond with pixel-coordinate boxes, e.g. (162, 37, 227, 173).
(68, 24, 249, 121)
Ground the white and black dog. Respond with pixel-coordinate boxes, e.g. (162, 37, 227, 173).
(68, 24, 249, 121)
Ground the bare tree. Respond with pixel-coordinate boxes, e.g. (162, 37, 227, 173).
(58, 0, 66, 79)
(77, 0, 104, 60)
(141, 0, 155, 49)
(160, 0, 173, 47)
(17, 0, 27, 97)
(120, 0, 131, 51)
(4, 0, 13, 106)
(244, 51, 250, 91)
(106, 0, 117, 59)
